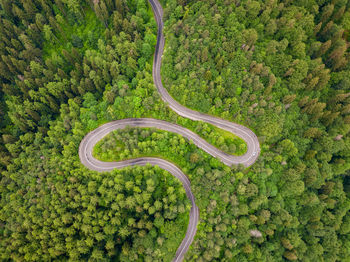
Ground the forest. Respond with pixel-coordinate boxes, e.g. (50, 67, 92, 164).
(0, 0, 350, 261)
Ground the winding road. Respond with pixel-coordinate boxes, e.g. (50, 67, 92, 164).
(79, 0, 260, 261)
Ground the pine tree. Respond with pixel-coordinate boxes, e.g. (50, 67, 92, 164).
(321, 21, 334, 37)
(21, 0, 38, 18)
(314, 22, 322, 35)
(115, 0, 124, 16)
(43, 25, 60, 44)
(306, 76, 319, 90)
(320, 4, 334, 23)
(322, 111, 339, 126)
(94, 1, 109, 27)
(327, 43, 347, 70)
(62, 49, 75, 65)
(332, 6, 345, 22)
(283, 94, 296, 104)
(317, 40, 331, 57)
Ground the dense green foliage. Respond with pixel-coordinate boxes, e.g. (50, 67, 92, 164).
(94, 126, 247, 163)
(94, 127, 221, 167)
(1, 0, 350, 261)
(0, 0, 157, 167)
(0, 0, 189, 261)
(160, 0, 350, 261)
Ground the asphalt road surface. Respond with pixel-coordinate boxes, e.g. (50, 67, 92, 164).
(79, 0, 260, 261)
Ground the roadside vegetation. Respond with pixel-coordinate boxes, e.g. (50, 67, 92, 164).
(94, 126, 247, 163)
(161, 0, 350, 261)
(0, 0, 187, 261)
(0, 0, 243, 260)
(93, 127, 223, 166)
(0, 0, 349, 261)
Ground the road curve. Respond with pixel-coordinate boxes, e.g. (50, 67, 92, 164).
(78, 0, 260, 261)
(78, 119, 199, 262)
(149, 0, 260, 167)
